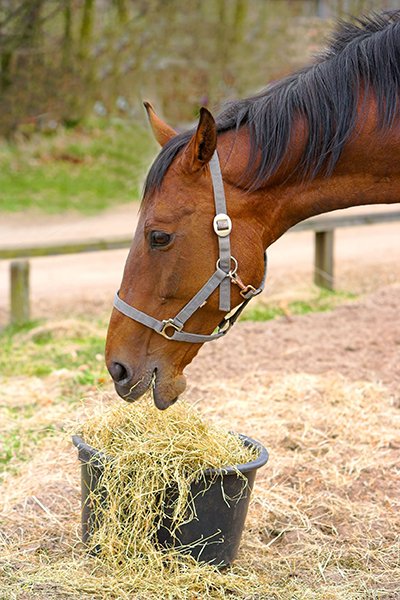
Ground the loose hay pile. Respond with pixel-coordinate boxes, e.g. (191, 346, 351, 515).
(78, 396, 258, 566)
(1, 372, 399, 600)
(44, 395, 264, 599)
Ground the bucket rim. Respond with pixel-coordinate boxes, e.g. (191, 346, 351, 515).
(72, 432, 269, 475)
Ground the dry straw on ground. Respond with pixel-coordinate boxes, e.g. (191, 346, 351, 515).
(1, 371, 399, 599)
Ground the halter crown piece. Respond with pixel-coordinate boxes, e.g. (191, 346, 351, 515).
(113, 151, 268, 343)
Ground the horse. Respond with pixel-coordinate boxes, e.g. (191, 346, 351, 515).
(105, 11, 400, 410)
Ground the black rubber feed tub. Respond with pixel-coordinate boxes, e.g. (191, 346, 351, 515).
(72, 434, 268, 566)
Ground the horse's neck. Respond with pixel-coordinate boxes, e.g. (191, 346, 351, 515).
(220, 118, 400, 248)
(262, 164, 400, 246)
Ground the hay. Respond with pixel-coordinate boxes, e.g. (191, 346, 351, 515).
(1, 372, 399, 599)
(2, 394, 266, 600)
(79, 395, 258, 564)
(5, 394, 264, 599)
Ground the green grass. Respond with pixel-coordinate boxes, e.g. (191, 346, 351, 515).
(0, 426, 55, 476)
(0, 118, 157, 214)
(0, 318, 109, 479)
(241, 289, 357, 322)
(0, 319, 107, 381)
(0, 291, 357, 381)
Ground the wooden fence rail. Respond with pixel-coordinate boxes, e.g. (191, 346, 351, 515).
(2, 209, 400, 325)
(290, 210, 400, 289)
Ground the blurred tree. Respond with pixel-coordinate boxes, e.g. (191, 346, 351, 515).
(62, 0, 72, 67)
(114, 0, 128, 25)
(79, 0, 95, 59)
(0, 0, 396, 136)
(21, 0, 43, 45)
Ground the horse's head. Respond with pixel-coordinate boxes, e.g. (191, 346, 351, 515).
(105, 104, 266, 409)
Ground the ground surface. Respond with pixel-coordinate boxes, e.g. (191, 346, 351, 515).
(1, 284, 399, 599)
(188, 283, 400, 395)
(1, 206, 400, 598)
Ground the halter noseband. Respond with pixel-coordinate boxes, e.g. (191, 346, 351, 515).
(113, 151, 267, 343)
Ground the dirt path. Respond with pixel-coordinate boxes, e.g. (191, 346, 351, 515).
(0, 204, 400, 324)
(186, 283, 400, 396)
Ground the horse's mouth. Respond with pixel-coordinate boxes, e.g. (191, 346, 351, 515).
(114, 366, 187, 410)
(113, 367, 154, 404)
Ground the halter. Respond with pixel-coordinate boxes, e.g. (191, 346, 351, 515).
(113, 151, 268, 343)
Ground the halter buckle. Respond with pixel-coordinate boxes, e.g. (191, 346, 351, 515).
(239, 284, 258, 298)
(160, 319, 183, 339)
(213, 213, 232, 237)
(218, 318, 232, 333)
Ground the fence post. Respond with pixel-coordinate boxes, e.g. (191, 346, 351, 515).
(10, 260, 30, 325)
(314, 230, 334, 290)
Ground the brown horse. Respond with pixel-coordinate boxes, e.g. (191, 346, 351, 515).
(106, 12, 400, 409)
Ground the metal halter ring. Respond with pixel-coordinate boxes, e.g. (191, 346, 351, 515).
(216, 255, 238, 277)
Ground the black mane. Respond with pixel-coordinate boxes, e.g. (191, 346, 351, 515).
(144, 11, 400, 195)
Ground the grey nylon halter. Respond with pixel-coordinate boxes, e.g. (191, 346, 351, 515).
(113, 151, 267, 343)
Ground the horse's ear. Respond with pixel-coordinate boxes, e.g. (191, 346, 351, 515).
(181, 107, 217, 173)
(143, 101, 177, 147)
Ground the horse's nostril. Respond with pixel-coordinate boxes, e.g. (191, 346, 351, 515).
(109, 361, 129, 384)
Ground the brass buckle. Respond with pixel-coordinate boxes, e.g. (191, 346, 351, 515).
(160, 319, 183, 339)
(229, 269, 258, 298)
(240, 284, 257, 298)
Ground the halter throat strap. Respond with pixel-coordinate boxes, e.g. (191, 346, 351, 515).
(113, 150, 267, 343)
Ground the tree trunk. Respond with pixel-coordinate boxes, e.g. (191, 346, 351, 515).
(115, 0, 129, 25)
(232, 0, 247, 46)
(80, 0, 95, 59)
(0, 50, 12, 91)
(63, 0, 73, 67)
(21, 0, 43, 47)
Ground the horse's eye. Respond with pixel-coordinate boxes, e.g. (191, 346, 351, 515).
(150, 230, 172, 248)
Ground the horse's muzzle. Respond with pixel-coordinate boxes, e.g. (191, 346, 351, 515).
(110, 362, 187, 410)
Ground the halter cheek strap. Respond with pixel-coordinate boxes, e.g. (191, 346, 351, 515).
(113, 150, 268, 343)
